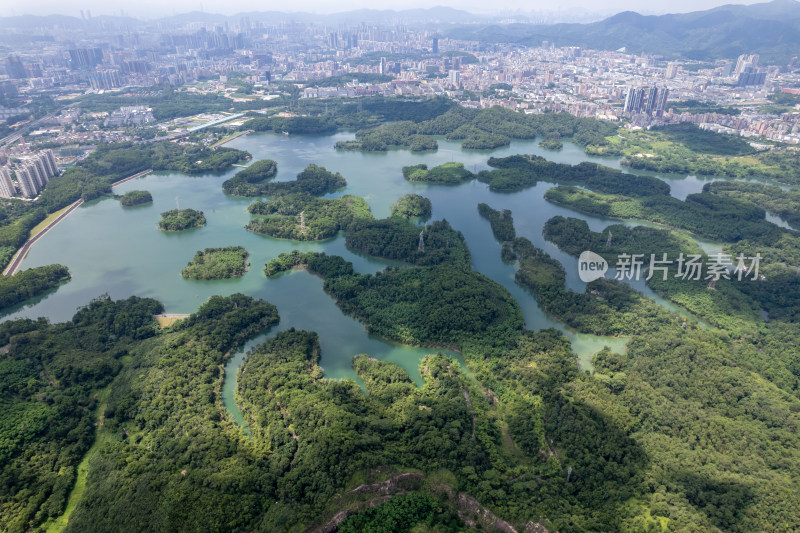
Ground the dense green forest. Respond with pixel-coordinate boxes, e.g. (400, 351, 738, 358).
(333, 106, 618, 153)
(6, 93, 800, 532)
(544, 185, 800, 265)
(478, 203, 516, 242)
(3, 206, 800, 532)
(389, 193, 432, 219)
(157, 208, 206, 231)
(250, 164, 346, 197)
(118, 190, 152, 207)
(222, 159, 278, 196)
(0, 296, 164, 533)
(478, 154, 670, 195)
(247, 194, 371, 241)
(605, 126, 800, 186)
(704, 180, 800, 228)
(181, 246, 250, 280)
(0, 264, 71, 311)
(538, 137, 563, 151)
(345, 218, 471, 266)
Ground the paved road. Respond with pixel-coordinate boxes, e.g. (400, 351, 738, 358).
(3, 169, 154, 276)
(3, 199, 83, 276)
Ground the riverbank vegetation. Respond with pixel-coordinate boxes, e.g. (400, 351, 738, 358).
(704, 180, 800, 228)
(181, 246, 249, 280)
(0, 264, 71, 310)
(592, 124, 800, 186)
(157, 208, 206, 231)
(118, 190, 152, 206)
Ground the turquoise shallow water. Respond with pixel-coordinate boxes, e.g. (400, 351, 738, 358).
(8, 131, 752, 421)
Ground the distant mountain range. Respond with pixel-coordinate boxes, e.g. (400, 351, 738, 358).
(447, 0, 800, 64)
(2, 1, 800, 64)
(0, 7, 488, 30)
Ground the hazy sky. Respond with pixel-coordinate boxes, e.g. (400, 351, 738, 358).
(0, 0, 766, 19)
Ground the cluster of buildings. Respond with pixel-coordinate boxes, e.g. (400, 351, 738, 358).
(623, 86, 669, 117)
(1, 13, 800, 147)
(103, 106, 155, 127)
(0, 150, 59, 198)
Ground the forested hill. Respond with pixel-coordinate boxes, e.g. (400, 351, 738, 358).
(447, 0, 800, 63)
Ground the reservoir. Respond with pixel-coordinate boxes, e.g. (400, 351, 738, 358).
(5, 132, 733, 417)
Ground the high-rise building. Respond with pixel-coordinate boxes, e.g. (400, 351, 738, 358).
(68, 48, 103, 69)
(624, 86, 669, 117)
(379, 57, 387, 75)
(16, 164, 38, 198)
(665, 62, 679, 79)
(89, 69, 122, 90)
(734, 54, 759, 76)
(4, 56, 26, 79)
(654, 87, 669, 117)
(42, 150, 58, 176)
(432, 37, 439, 55)
(12, 151, 58, 198)
(737, 70, 767, 87)
(449, 70, 460, 86)
(0, 167, 15, 199)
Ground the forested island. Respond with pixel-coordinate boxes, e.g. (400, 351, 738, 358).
(118, 190, 153, 206)
(157, 208, 206, 231)
(538, 137, 563, 151)
(181, 246, 250, 280)
(390, 194, 432, 219)
(402, 162, 475, 184)
(247, 193, 371, 241)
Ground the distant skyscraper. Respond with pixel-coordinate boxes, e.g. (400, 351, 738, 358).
(0, 167, 14, 199)
(734, 54, 759, 76)
(16, 164, 38, 198)
(12, 151, 58, 198)
(737, 70, 766, 87)
(89, 69, 121, 90)
(449, 70, 460, 86)
(432, 37, 439, 55)
(654, 87, 669, 117)
(4, 56, 26, 79)
(665, 62, 679, 79)
(624, 86, 668, 117)
(379, 57, 387, 75)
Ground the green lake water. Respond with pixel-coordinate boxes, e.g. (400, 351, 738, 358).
(6, 132, 739, 424)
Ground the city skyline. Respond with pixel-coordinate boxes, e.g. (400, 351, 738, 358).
(0, 0, 771, 20)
